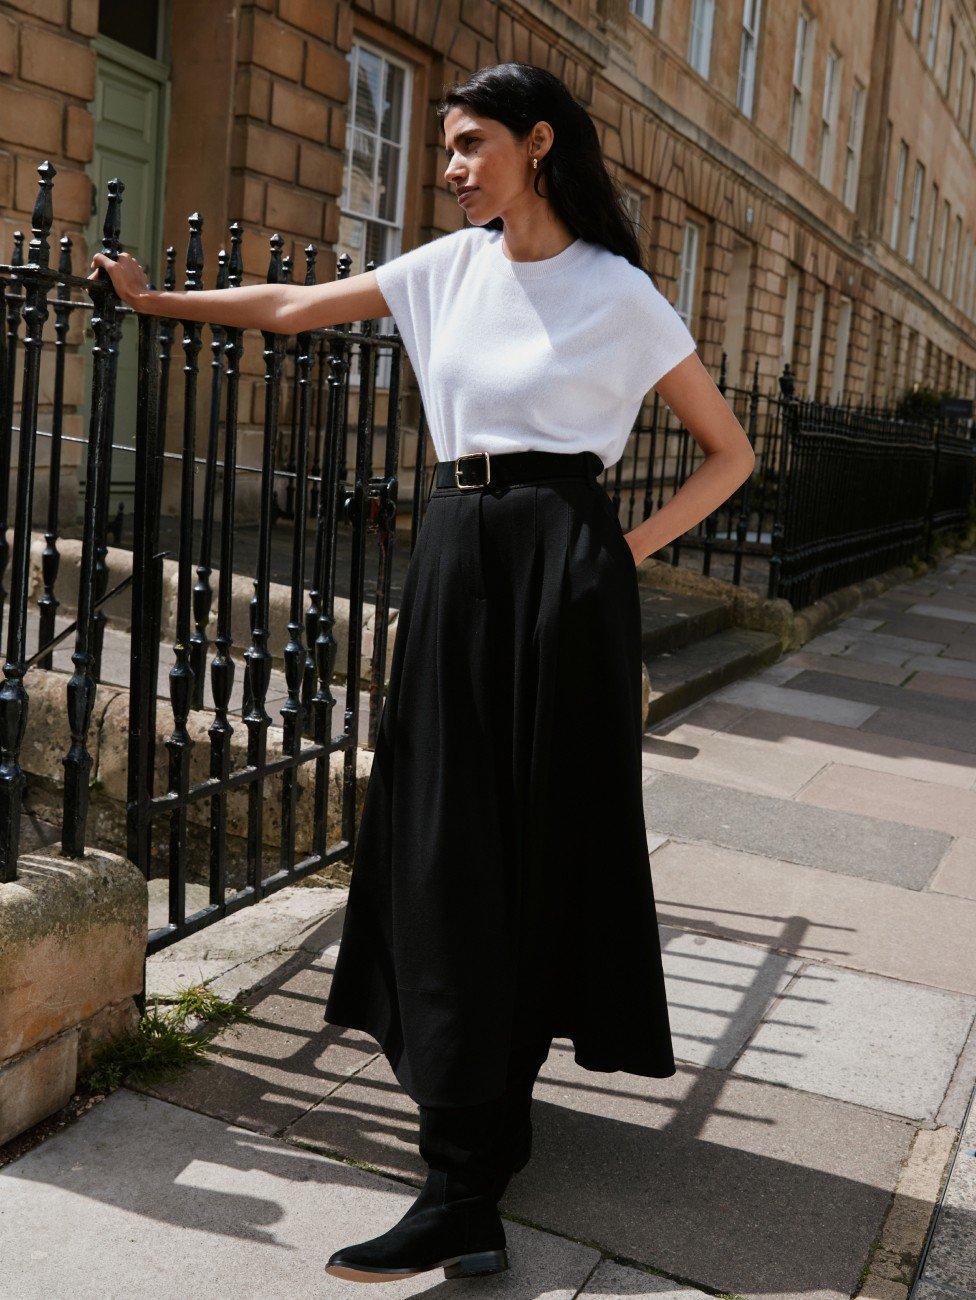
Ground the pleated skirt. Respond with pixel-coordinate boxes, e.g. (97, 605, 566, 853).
(322, 452, 676, 1107)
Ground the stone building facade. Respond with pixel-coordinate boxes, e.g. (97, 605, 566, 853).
(1, 0, 975, 484)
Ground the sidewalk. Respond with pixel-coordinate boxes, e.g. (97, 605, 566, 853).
(2, 550, 975, 1298)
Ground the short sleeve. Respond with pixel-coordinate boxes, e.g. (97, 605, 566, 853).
(372, 230, 466, 385)
(635, 272, 698, 391)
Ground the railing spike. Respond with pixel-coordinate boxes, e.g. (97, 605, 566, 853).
(58, 233, 72, 280)
(215, 246, 228, 291)
(28, 161, 56, 269)
(267, 232, 284, 285)
(185, 212, 204, 292)
(101, 178, 124, 259)
(304, 244, 317, 286)
(228, 222, 243, 288)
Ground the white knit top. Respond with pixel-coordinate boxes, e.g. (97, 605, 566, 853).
(373, 224, 697, 471)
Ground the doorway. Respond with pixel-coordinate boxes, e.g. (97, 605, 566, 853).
(85, 1, 170, 521)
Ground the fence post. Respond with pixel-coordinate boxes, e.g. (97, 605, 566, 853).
(0, 230, 25, 652)
(0, 162, 55, 881)
(63, 177, 124, 856)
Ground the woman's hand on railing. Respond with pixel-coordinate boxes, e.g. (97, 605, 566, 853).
(88, 251, 153, 310)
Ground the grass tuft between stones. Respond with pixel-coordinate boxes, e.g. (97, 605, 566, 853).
(78, 985, 253, 1095)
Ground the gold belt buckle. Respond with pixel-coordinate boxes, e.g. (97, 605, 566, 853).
(454, 451, 491, 490)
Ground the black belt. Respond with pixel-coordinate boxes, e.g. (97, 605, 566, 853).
(432, 448, 603, 491)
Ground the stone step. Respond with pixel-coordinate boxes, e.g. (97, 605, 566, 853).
(643, 626, 782, 725)
(636, 585, 732, 656)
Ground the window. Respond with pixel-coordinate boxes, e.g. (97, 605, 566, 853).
(925, 181, 939, 278)
(818, 47, 841, 188)
(889, 140, 908, 252)
(788, 8, 814, 163)
(934, 197, 949, 289)
(689, 0, 715, 78)
(944, 16, 955, 95)
(781, 269, 800, 371)
(926, 0, 941, 68)
(676, 220, 701, 328)
(956, 236, 971, 308)
(620, 185, 642, 235)
(966, 68, 976, 139)
(629, 0, 656, 26)
(947, 213, 961, 298)
(842, 80, 865, 208)
(906, 161, 925, 263)
(736, 0, 762, 117)
(970, 240, 976, 317)
(807, 284, 825, 399)
(830, 296, 852, 404)
(98, 0, 163, 58)
(912, 0, 924, 41)
(338, 41, 412, 388)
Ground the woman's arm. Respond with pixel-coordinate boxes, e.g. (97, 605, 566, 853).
(623, 352, 757, 566)
(87, 250, 391, 334)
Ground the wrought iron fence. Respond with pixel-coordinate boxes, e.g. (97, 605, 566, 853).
(2, 160, 974, 949)
(602, 357, 976, 603)
(0, 164, 411, 963)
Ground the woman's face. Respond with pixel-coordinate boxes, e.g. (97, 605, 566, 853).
(441, 106, 546, 224)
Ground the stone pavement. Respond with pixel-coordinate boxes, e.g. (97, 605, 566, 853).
(2, 549, 976, 1298)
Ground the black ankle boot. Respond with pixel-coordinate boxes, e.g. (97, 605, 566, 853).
(325, 1168, 508, 1282)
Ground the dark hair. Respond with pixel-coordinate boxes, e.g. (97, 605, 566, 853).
(436, 63, 646, 271)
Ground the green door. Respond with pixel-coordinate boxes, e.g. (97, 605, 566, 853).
(86, 35, 169, 519)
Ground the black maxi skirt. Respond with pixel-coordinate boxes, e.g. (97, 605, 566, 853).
(323, 448, 676, 1107)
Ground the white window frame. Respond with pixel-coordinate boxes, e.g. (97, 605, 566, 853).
(830, 295, 852, 404)
(620, 184, 642, 235)
(808, 284, 825, 399)
(906, 160, 925, 263)
(676, 220, 701, 328)
(926, 0, 941, 68)
(629, 0, 656, 27)
(842, 80, 865, 208)
(890, 140, 908, 252)
(689, 0, 715, 79)
(944, 15, 955, 96)
(934, 197, 949, 289)
(818, 47, 841, 189)
(788, 8, 814, 164)
(338, 39, 413, 391)
(947, 212, 961, 298)
(925, 180, 939, 279)
(736, 0, 762, 117)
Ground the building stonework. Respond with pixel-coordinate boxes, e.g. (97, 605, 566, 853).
(1, 0, 975, 432)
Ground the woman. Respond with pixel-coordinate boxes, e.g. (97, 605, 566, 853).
(93, 62, 755, 1286)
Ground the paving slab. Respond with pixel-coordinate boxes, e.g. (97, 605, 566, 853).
(641, 725, 830, 797)
(580, 1258, 713, 1296)
(730, 964, 976, 1120)
(784, 670, 976, 726)
(720, 705, 976, 789)
(504, 1042, 913, 1300)
(795, 762, 976, 837)
(138, 958, 381, 1137)
(905, 671, 976, 702)
(908, 603, 976, 626)
(642, 770, 950, 889)
(146, 882, 347, 999)
(781, 653, 910, 686)
(928, 839, 976, 899)
(903, 654, 976, 682)
(0, 1088, 601, 1298)
(712, 678, 880, 726)
(647, 838, 976, 996)
(658, 925, 801, 1069)
(860, 705, 976, 757)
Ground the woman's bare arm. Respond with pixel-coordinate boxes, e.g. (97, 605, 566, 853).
(88, 250, 391, 334)
(623, 352, 757, 566)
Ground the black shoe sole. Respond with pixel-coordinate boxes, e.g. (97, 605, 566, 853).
(325, 1248, 509, 1282)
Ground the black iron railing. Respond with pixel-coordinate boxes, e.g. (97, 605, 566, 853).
(601, 357, 976, 603)
(0, 163, 413, 947)
(2, 159, 974, 931)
